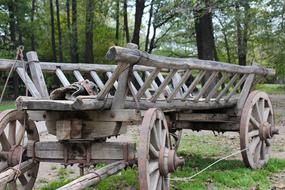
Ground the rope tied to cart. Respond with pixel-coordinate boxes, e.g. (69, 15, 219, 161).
(171, 148, 248, 182)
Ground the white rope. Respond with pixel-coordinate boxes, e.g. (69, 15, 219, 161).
(171, 148, 248, 182)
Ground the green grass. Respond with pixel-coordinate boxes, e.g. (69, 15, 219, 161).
(0, 102, 15, 111)
(41, 132, 285, 190)
(255, 84, 285, 94)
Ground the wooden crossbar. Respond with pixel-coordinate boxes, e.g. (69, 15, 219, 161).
(90, 71, 105, 90)
(205, 73, 229, 102)
(224, 74, 248, 102)
(215, 73, 239, 102)
(56, 68, 70, 87)
(73, 70, 84, 81)
(137, 68, 160, 100)
(16, 68, 41, 97)
(182, 70, 206, 100)
(133, 71, 152, 98)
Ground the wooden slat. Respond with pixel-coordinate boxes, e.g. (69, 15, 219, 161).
(182, 70, 206, 100)
(16, 68, 41, 97)
(145, 70, 159, 90)
(151, 69, 177, 102)
(224, 74, 248, 102)
(97, 63, 127, 100)
(90, 71, 105, 90)
(205, 73, 229, 102)
(133, 71, 152, 98)
(56, 68, 70, 87)
(157, 72, 172, 95)
(193, 71, 218, 101)
(237, 74, 255, 113)
(137, 68, 160, 100)
(107, 72, 118, 89)
(73, 70, 84, 81)
(27, 51, 49, 97)
(168, 70, 192, 101)
(215, 73, 239, 102)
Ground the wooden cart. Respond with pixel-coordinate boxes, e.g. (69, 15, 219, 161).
(0, 43, 277, 190)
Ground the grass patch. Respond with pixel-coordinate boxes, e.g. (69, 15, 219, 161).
(42, 132, 285, 189)
(0, 102, 15, 111)
(255, 84, 285, 94)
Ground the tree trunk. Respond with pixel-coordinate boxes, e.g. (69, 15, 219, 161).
(131, 0, 145, 46)
(236, 2, 249, 66)
(145, 0, 154, 51)
(66, 0, 73, 62)
(56, 0, 63, 62)
(194, 0, 217, 94)
(115, 0, 120, 45)
(49, 0, 57, 62)
(123, 0, 130, 43)
(71, 0, 79, 63)
(85, 0, 94, 63)
(8, 1, 16, 48)
(148, 26, 157, 53)
(31, 0, 36, 50)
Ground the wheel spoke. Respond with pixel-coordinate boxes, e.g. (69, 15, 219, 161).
(16, 126, 25, 146)
(259, 99, 265, 120)
(151, 125, 160, 149)
(150, 171, 160, 190)
(149, 144, 159, 158)
(162, 177, 168, 190)
(157, 120, 162, 141)
(149, 161, 159, 174)
(0, 133, 11, 150)
(265, 139, 271, 146)
(260, 141, 265, 160)
(253, 140, 262, 162)
(250, 115, 260, 129)
(248, 130, 259, 138)
(8, 121, 16, 146)
(156, 177, 162, 190)
(161, 129, 166, 148)
(255, 103, 263, 123)
(249, 137, 260, 154)
(263, 108, 270, 122)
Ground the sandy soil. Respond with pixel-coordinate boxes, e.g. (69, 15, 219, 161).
(33, 94, 285, 189)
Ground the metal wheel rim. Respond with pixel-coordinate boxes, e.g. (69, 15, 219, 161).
(0, 109, 39, 189)
(240, 91, 274, 169)
(138, 108, 171, 190)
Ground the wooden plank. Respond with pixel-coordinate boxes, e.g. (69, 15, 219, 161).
(177, 113, 238, 123)
(205, 73, 229, 102)
(16, 68, 41, 97)
(176, 121, 240, 132)
(106, 46, 276, 76)
(236, 74, 255, 114)
(224, 74, 248, 102)
(56, 68, 70, 87)
(136, 68, 160, 100)
(73, 70, 84, 81)
(182, 70, 206, 100)
(90, 71, 105, 90)
(145, 70, 159, 90)
(151, 69, 177, 102)
(157, 72, 172, 95)
(133, 71, 152, 98)
(215, 73, 239, 102)
(193, 71, 218, 101)
(27, 141, 136, 161)
(27, 51, 49, 97)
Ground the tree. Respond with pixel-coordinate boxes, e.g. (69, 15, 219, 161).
(115, 0, 120, 45)
(85, 0, 94, 63)
(132, 0, 146, 46)
(123, 0, 130, 43)
(49, 0, 57, 62)
(31, 0, 36, 50)
(145, 0, 154, 51)
(71, 0, 79, 63)
(56, 0, 63, 62)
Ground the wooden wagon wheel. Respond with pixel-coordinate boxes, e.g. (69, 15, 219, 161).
(240, 91, 278, 169)
(138, 108, 184, 190)
(170, 129, 182, 149)
(0, 109, 39, 189)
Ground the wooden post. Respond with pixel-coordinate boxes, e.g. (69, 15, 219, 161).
(27, 51, 49, 98)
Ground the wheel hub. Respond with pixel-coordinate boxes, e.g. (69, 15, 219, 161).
(159, 147, 185, 176)
(259, 122, 279, 141)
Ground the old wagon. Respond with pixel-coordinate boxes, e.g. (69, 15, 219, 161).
(0, 43, 277, 190)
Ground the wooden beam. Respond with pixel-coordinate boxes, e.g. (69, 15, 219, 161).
(224, 74, 248, 102)
(133, 71, 152, 98)
(27, 51, 49, 97)
(205, 73, 228, 102)
(90, 71, 105, 91)
(27, 141, 136, 162)
(136, 69, 160, 100)
(168, 70, 192, 101)
(57, 161, 129, 190)
(16, 68, 41, 97)
(177, 113, 238, 123)
(106, 46, 276, 76)
(182, 70, 206, 100)
(215, 73, 239, 102)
